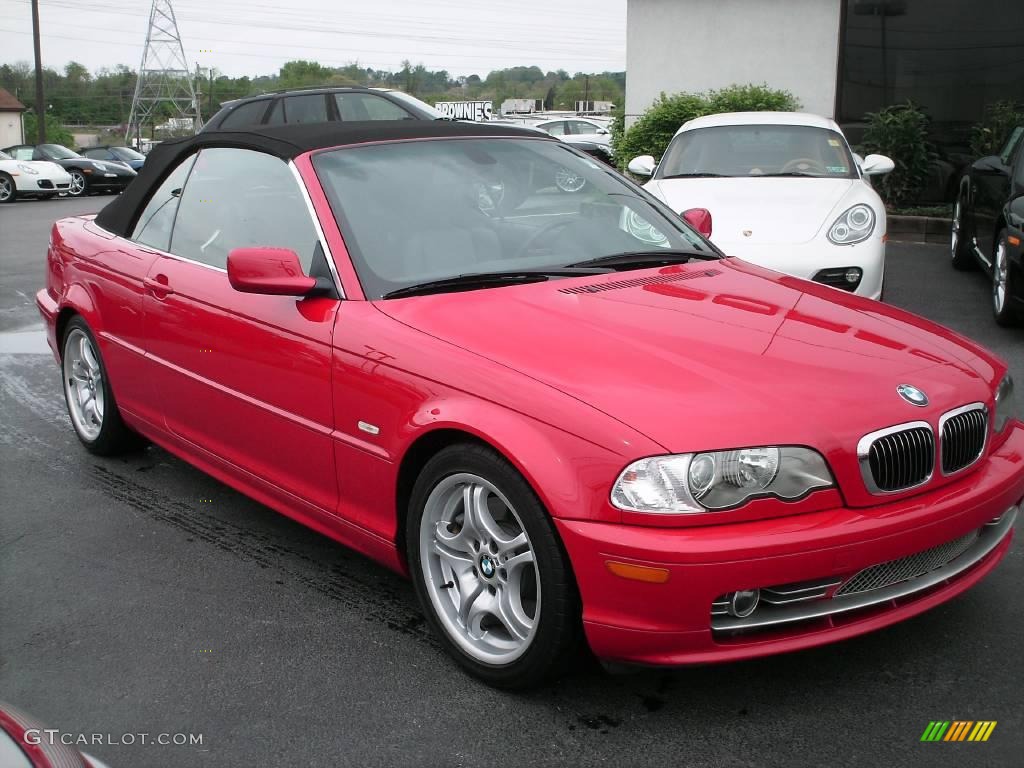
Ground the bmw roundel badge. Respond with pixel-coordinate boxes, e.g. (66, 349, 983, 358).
(897, 384, 929, 407)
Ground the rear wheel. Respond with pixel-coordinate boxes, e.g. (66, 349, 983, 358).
(67, 169, 88, 198)
(0, 172, 15, 203)
(992, 229, 1020, 327)
(61, 317, 142, 454)
(951, 198, 976, 270)
(407, 443, 580, 689)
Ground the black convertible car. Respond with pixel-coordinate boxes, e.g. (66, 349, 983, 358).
(952, 125, 1024, 326)
(2, 143, 136, 198)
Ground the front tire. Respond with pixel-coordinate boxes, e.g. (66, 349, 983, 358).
(0, 172, 15, 204)
(67, 169, 88, 198)
(61, 317, 141, 454)
(951, 197, 976, 270)
(407, 443, 580, 689)
(993, 229, 1020, 327)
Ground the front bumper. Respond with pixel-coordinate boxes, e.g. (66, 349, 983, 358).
(557, 422, 1024, 666)
(715, 234, 885, 300)
(87, 172, 134, 191)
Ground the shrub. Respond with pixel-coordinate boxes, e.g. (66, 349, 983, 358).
(615, 84, 800, 169)
(22, 113, 75, 148)
(860, 101, 935, 207)
(970, 100, 1024, 157)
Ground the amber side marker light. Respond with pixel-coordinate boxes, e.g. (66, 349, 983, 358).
(605, 560, 671, 583)
(1008, 235, 1021, 247)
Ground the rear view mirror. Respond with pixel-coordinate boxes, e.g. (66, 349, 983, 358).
(682, 207, 713, 238)
(627, 155, 657, 177)
(227, 247, 317, 296)
(860, 154, 895, 176)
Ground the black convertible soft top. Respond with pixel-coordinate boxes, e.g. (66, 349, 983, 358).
(94, 120, 548, 238)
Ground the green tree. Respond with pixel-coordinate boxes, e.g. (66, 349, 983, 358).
(23, 113, 74, 146)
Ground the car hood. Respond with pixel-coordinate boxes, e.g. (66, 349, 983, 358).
(377, 259, 998, 478)
(644, 177, 857, 247)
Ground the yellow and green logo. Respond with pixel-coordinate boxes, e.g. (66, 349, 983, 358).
(921, 721, 997, 742)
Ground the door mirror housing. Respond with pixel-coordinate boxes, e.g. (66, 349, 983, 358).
(597, 127, 609, 135)
(682, 207, 713, 238)
(627, 155, 656, 177)
(227, 247, 317, 296)
(860, 154, 895, 176)
(972, 155, 1006, 174)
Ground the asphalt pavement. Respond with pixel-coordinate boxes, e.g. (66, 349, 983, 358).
(1, 196, 1022, 768)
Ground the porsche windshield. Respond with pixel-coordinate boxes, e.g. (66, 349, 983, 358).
(657, 125, 857, 179)
(313, 138, 715, 299)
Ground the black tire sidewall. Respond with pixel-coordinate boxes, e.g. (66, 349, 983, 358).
(952, 195, 976, 270)
(406, 443, 580, 689)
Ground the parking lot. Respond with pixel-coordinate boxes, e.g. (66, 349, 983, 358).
(1, 196, 1022, 767)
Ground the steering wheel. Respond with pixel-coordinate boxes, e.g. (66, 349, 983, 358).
(780, 157, 827, 175)
(513, 219, 577, 260)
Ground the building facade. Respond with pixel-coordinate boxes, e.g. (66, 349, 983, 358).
(0, 88, 26, 148)
(627, 0, 1024, 150)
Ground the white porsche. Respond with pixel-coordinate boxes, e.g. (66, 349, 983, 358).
(0, 149, 73, 203)
(628, 112, 894, 299)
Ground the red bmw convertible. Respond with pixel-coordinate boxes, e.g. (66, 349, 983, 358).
(37, 121, 1024, 688)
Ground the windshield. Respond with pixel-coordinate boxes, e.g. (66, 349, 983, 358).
(41, 144, 82, 160)
(657, 125, 857, 179)
(111, 146, 145, 161)
(379, 90, 444, 119)
(313, 138, 714, 299)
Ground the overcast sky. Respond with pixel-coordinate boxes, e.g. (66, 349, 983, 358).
(2, 0, 626, 77)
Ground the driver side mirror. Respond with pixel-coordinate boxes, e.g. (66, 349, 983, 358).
(682, 207, 713, 238)
(597, 127, 609, 135)
(627, 155, 656, 177)
(227, 247, 317, 296)
(860, 154, 895, 176)
(972, 155, 1006, 175)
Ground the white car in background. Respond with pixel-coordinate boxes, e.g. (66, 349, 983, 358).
(0, 149, 72, 203)
(531, 117, 612, 148)
(628, 112, 894, 299)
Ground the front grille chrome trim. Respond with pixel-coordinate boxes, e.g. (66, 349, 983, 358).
(939, 402, 988, 477)
(857, 421, 934, 494)
(711, 506, 1017, 633)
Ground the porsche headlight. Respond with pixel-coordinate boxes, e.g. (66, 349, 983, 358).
(90, 161, 107, 171)
(995, 375, 1018, 433)
(611, 446, 834, 513)
(828, 204, 875, 245)
(17, 163, 38, 175)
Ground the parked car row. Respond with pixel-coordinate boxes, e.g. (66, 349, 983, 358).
(1, 143, 139, 200)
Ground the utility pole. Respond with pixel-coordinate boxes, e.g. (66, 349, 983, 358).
(30, 0, 45, 142)
(208, 68, 214, 117)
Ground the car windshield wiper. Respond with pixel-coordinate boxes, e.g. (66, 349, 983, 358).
(565, 249, 718, 270)
(753, 172, 821, 177)
(381, 269, 605, 299)
(660, 172, 729, 179)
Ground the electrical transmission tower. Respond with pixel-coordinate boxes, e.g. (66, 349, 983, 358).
(126, 0, 200, 145)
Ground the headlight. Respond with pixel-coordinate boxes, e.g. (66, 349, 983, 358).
(995, 375, 1018, 433)
(611, 446, 834, 514)
(828, 204, 875, 245)
(90, 161, 106, 171)
(17, 163, 38, 175)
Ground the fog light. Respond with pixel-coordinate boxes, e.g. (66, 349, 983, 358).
(845, 267, 862, 284)
(728, 588, 760, 618)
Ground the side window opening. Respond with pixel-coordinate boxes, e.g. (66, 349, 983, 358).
(130, 153, 197, 252)
(168, 148, 322, 274)
(218, 99, 271, 130)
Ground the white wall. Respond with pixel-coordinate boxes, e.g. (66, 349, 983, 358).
(0, 110, 24, 147)
(626, 0, 842, 124)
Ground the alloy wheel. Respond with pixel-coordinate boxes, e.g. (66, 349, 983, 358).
(419, 472, 540, 665)
(555, 167, 586, 193)
(993, 238, 1008, 314)
(63, 328, 105, 441)
(0, 176, 12, 202)
(951, 201, 960, 259)
(68, 171, 87, 197)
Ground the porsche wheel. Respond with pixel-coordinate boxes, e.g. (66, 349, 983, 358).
(61, 317, 141, 454)
(67, 169, 88, 198)
(407, 443, 580, 689)
(993, 230, 1020, 327)
(951, 198, 976, 270)
(0, 172, 14, 204)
